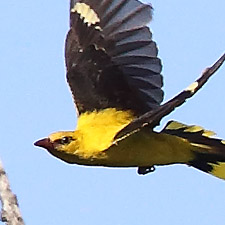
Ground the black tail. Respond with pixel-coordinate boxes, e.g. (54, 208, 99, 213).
(163, 120, 225, 180)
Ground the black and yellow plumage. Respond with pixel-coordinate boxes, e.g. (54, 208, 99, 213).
(35, 0, 225, 180)
(65, 0, 163, 115)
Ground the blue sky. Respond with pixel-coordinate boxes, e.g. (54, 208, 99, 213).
(0, 1, 225, 224)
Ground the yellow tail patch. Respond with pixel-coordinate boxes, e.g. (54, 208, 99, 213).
(164, 121, 216, 137)
(163, 120, 225, 180)
(209, 162, 225, 180)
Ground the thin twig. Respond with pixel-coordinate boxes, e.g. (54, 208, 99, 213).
(0, 159, 25, 225)
(115, 53, 225, 140)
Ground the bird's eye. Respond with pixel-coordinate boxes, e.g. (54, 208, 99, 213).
(60, 136, 71, 145)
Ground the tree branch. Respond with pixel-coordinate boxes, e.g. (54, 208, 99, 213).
(0, 159, 25, 225)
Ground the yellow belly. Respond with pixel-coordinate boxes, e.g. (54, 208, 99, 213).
(93, 129, 195, 167)
(48, 109, 194, 167)
(73, 109, 195, 167)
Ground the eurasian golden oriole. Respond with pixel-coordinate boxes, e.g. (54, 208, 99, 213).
(34, 0, 225, 179)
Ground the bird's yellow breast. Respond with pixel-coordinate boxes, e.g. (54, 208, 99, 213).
(75, 108, 135, 158)
(72, 108, 193, 166)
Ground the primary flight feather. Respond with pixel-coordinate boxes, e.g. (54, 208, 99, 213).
(35, 0, 225, 180)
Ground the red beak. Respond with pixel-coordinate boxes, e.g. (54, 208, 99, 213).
(34, 138, 54, 151)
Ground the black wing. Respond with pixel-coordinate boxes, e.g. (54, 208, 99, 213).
(65, 0, 163, 115)
(114, 53, 225, 140)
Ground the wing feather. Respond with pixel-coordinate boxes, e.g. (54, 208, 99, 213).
(66, 0, 163, 115)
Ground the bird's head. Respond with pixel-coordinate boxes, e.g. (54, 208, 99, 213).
(34, 131, 82, 163)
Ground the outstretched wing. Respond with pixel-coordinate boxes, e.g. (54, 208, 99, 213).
(65, 0, 163, 115)
(114, 53, 225, 140)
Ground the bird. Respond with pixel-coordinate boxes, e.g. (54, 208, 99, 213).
(34, 0, 225, 179)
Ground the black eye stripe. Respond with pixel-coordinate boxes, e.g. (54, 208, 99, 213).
(54, 136, 74, 145)
(62, 137, 70, 143)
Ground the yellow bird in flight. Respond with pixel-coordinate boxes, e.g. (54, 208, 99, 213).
(35, 0, 225, 179)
